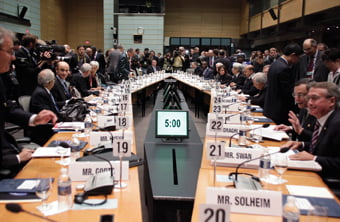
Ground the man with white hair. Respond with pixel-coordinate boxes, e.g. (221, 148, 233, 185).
(71, 63, 95, 97)
(229, 62, 245, 88)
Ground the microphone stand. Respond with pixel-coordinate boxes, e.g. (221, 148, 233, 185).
(229, 147, 290, 187)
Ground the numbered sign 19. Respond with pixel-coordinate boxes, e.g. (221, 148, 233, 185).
(199, 204, 230, 222)
(206, 141, 225, 160)
(113, 140, 131, 157)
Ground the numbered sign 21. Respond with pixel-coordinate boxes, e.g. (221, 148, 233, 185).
(199, 204, 230, 222)
(113, 140, 131, 157)
(206, 141, 225, 160)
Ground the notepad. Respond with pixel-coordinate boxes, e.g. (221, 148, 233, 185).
(32, 147, 71, 157)
(286, 185, 334, 199)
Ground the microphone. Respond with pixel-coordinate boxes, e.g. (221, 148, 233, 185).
(6, 203, 57, 222)
(229, 147, 290, 184)
(228, 123, 270, 147)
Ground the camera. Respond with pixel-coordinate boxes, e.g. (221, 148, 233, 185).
(36, 42, 66, 61)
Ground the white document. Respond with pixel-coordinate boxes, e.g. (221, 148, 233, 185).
(252, 125, 289, 141)
(286, 185, 334, 199)
(32, 147, 71, 157)
(52, 122, 84, 131)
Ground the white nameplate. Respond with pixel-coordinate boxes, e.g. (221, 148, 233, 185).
(206, 187, 282, 216)
(97, 115, 116, 128)
(208, 113, 241, 125)
(89, 131, 133, 148)
(115, 116, 131, 129)
(214, 147, 263, 167)
(199, 203, 230, 222)
(206, 124, 241, 138)
(69, 161, 129, 181)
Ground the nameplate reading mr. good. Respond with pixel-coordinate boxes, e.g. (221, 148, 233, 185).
(206, 187, 282, 216)
(69, 161, 129, 181)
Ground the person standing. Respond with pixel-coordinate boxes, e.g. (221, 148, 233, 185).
(264, 43, 303, 125)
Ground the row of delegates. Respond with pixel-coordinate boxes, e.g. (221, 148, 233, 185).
(281, 82, 340, 189)
(0, 27, 57, 178)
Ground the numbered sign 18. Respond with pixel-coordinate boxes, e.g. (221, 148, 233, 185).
(115, 116, 130, 129)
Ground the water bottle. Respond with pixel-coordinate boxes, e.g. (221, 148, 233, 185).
(238, 113, 247, 146)
(84, 114, 92, 136)
(58, 168, 72, 210)
(282, 196, 300, 222)
(258, 149, 271, 180)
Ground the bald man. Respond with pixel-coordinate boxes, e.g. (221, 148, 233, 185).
(295, 38, 329, 81)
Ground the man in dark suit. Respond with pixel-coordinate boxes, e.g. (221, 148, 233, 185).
(264, 43, 303, 125)
(117, 48, 134, 82)
(51, 61, 71, 109)
(91, 46, 106, 75)
(147, 59, 161, 74)
(229, 62, 246, 89)
(71, 63, 93, 97)
(0, 27, 57, 176)
(283, 82, 340, 181)
(240, 72, 267, 108)
(69, 45, 91, 74)
(274, 78, 316, 141)
(295, 38, 329, 82)
(14, 33, 49, 95)
(30, 69, 60, 116)
(237, 65, 259, 96)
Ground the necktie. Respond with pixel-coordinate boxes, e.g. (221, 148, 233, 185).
(62, 81, 70, 98)
(49, 92, 60, 112)
(309, 121, 320, 154)
(307, 56, 314, 72)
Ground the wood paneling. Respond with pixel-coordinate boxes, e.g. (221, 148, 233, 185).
(280, 0, 302, 23)
(305, 0, 340, 15)
(164, 0, 242, 39)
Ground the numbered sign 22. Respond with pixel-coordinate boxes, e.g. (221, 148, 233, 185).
(208, 119, 223, 133)
(206, 141, 225, 160)
(115, 116, 130, 129)
(113, 140, 131, 157)
(199, 204, 230, 222)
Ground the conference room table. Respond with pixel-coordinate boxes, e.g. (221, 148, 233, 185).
(190, 92, 340, 221)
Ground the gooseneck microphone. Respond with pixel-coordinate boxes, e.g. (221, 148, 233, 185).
(229, 147, 290, 184)
(228, 123, 270, 147)
(6, 203, 57, 222)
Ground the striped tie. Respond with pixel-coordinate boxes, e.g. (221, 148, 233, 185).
(309, 121, 320, 154)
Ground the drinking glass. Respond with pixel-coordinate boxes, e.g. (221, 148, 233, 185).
(57, 146, 68, 166)
(307, 206, 328, 222)
(273, 153, 288, 184)
(35, 178, 53, 211)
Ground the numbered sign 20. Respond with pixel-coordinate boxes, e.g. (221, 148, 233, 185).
(113, 140, 131, 157)
(206, 141, 225, 160)
(199, 204, 230, 222)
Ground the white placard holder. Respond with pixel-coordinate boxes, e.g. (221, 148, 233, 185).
(206, 141, 225, 186)
(206, 187, 282, 216)
(112, 136, 131, 189)
(199, 203, 230, 222)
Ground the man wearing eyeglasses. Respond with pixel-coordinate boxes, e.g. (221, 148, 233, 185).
(274, 78, 316, 141)
(51, 61, 71, 108)
(0, 27, 57, 177)
(283, 82, 340, 182)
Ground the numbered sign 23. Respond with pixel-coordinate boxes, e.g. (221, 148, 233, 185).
(199, 203, 230, 222)
(113, 140, 131, 157)
(206, 141, 225, 160)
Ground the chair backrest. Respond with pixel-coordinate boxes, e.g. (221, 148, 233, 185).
(18, 95, 31, 112)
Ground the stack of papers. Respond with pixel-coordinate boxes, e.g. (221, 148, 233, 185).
(52, 122, 84, 131)
(252, 125, 289, 141)
(32, 147, 71, 157)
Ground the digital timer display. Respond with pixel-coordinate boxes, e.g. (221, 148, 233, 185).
(155, 110, 189, 138)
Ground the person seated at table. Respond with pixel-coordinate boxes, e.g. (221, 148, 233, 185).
(215, 65, 232, 86)
(146, 59, 161, 74)
(282, 82, 340, 182)
(237, 65, 259, 96)
(201, 61, 214, 80)
(229, 62, 246, 89)
(239, 72, 267, 108)
(30, 69, 60, 116)
(51, 61, 72, 109)
(89, 61, 104, 91)
(274, 78, 316, 141)
(70, 63, 98, 97)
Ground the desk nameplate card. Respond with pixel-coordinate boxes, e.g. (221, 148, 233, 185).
(206, 124, 241, 138)
(89, 131, 133, 148)
(69, 161, 129, 181)
(206, 187, 282, 216)
(213, 147, 263, 167)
